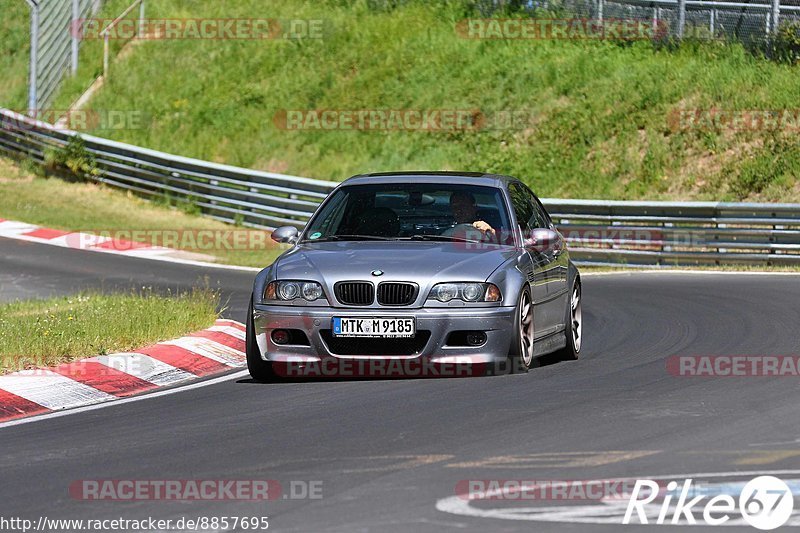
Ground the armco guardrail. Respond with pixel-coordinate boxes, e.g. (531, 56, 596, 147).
(0, 109, 337, 229)
(547, 199, 800, 266)
(1, 108, 799, 267)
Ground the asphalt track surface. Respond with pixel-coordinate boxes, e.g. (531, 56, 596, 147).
(2, 236, 800, 532)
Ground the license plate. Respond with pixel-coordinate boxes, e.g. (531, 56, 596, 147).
(332, 317, 415, 338)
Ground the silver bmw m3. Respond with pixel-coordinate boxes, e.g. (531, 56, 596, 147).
(246, 171, 582, 380)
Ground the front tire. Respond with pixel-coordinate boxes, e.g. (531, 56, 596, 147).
(508, 286, 535, 374)
(246, 298, 277, 382)
(553, 277, 582, 362)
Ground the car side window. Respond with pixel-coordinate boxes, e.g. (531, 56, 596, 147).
(315, 191, 350, 235)
(508, 183, 534, 233)
(522, 185, 550, 229)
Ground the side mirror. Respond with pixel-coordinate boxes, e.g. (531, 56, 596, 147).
(524, 228, 560, 251)
(270, 225, 299, 244)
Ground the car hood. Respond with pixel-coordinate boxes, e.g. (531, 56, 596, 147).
(275, 241, 518, 285)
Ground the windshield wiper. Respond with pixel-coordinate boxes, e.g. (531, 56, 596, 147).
(306, 234, 394, 242)
(404, 234, 482, 244)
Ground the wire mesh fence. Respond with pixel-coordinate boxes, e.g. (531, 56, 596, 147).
(533, 0, 800, 44)
(25, 0, 104, 113)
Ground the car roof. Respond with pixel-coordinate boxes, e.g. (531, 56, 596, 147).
(341, 171, 516, 188)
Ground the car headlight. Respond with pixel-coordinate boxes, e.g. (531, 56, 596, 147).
(427, 282, 502, 303)
(301, 282, 323, 301)
(265, 281, 325, 302)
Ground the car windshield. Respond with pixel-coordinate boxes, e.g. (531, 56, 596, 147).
(300, 182, 513, 245)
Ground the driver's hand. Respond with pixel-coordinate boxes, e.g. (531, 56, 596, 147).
(472, 220, 495, 237)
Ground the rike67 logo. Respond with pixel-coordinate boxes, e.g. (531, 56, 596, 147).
(436, 472, 800, 528)
(624, 476, 795, 530)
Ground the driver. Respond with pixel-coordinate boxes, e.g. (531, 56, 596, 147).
(442, 191, 495, 239)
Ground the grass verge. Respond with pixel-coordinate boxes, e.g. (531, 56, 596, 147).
(0, 288, 220, 375)
(72, 0, 800, 202)
(0, 156, 285, 268)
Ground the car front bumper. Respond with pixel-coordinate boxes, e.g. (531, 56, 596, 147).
(252, 303, 516, 376)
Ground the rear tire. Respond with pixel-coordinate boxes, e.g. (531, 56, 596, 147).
(246, 298, 277, 382)
(553, 277, 582, 362)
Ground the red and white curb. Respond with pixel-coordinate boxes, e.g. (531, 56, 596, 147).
(0, 319, 246, 422)
(0, 219, 178, 258)
(0, 218, 259, 271)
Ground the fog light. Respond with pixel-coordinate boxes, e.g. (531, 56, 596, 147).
(466, 332, 487, 346)
(272, 329, 290, 345)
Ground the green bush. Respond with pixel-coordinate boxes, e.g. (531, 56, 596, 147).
(729, 135, 800, 199)
(773, 21, 800, 64)
(44, 137, 99, 180)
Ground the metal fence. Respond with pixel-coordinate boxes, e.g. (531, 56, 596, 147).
(547, 199, 800, 266)
(2, 108, 800, 267)
(24, 0, 103, 114)
(543, 0, 800, 43)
